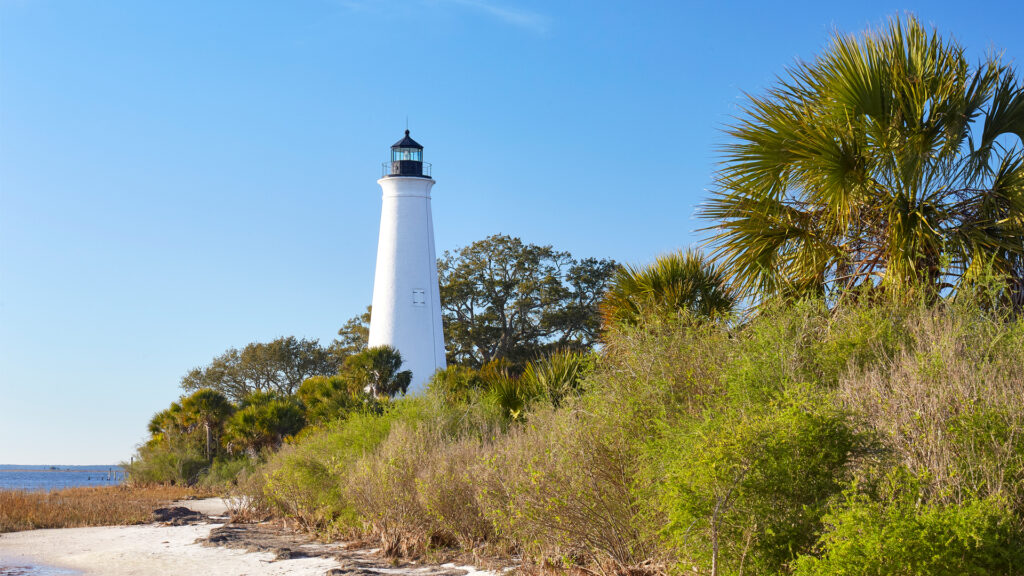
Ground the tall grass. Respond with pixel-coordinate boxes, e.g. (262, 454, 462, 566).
(0, 485, 211, 533)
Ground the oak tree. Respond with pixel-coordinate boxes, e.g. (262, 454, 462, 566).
(438, 234, 617, 367)
(181, 336, 337, 402)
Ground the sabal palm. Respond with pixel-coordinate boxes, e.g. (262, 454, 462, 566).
(703, 16, 1024, 306)
(147, 402, 184, 445)
(224, 393, 305, 455)
(344, 345, 412, 398)
(180, 389, 234, 461)
(519, 349, 592, 408)
(481, 367, 536, 421)
(601, 249, 736, 325)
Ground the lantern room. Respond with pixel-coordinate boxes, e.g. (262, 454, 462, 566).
(385, 130, 431, 178)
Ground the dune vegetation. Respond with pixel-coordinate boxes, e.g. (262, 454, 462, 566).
(234, 294, 1022, 576)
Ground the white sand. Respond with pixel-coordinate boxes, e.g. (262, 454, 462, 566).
(168, 497, 231, 516)
(0, 521, 340, 576)
(0, 499, 509, 576)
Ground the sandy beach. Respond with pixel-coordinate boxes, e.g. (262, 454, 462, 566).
(0, 499, 504, 576)
(0, 499, 342, 575)
(0, 522, 342, 576)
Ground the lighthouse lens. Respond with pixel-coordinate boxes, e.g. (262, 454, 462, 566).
(392, 148, 422, 162)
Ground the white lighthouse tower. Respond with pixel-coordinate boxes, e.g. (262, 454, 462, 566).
(367, 130, 446, 392)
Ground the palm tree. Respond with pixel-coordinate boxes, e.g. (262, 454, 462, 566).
(702, 16, 1024, 307)
(180, 389, 234, 462)
(600, 249, 736, 325)
(344, 346, 412, 398)
(519, 349, 593, 408)
(223, 392, 305, 456)
(147, 402, 184, 447)
(479, 360, 540, 421)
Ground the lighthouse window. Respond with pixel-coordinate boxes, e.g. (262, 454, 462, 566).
(391, 148, 422, 162)
(412, 289, 426, 306)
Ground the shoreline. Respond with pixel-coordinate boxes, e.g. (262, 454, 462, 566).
(0, 499, 505, 576)
(0, 499, 339, 576)
(0, 522, 342, 576)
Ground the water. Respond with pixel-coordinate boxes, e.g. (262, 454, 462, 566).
(0, 465, 124, 492)
(0, 561, 79, 576)
(0, 467, 114, 575)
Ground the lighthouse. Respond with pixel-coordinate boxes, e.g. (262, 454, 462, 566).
(367, 130, 446, 392)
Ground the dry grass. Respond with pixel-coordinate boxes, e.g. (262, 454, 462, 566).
(476, 406, 657, 572)
(346, 421, 495, 558)
(839, 306, 1024, 509)
(0, 484, 215, 533)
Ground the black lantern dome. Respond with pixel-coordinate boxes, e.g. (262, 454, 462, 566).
(386, 130, 431, 178)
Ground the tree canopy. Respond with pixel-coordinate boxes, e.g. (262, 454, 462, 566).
(180, 336, 338, 402)
(702, 16, 1024, 307)
(330, 306, 371, 363)
(438, 234, 618, 367)
(223, 392, 306, 456)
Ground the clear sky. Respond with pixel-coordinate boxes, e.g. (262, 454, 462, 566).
(2, 0, 1022, 464)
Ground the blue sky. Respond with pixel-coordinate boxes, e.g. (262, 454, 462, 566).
(2, 0, 1022, 464)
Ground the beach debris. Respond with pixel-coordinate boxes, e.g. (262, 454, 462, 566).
(152, 506, 207, 525)
(200, 522, 472, 576)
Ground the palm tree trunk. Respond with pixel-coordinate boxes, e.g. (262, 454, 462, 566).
(204, 422, 212, 462)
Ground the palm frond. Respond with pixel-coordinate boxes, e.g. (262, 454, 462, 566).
(700, 15, 1024, 309)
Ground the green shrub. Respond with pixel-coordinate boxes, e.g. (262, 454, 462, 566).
(260, 407, 400, 536)
(590, 310, 731, 426)
(427, 364, 486, 405)
(470, 312, 731, 571)
(657, 388, 872, 576)
(126, 442, 208, 486)
(719, 298, 913, 404)
(198, 455, 254, 489)
(347, 421, 434, 555)
(793, 474, 1024, 576)
(264, 447, 353, 533)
